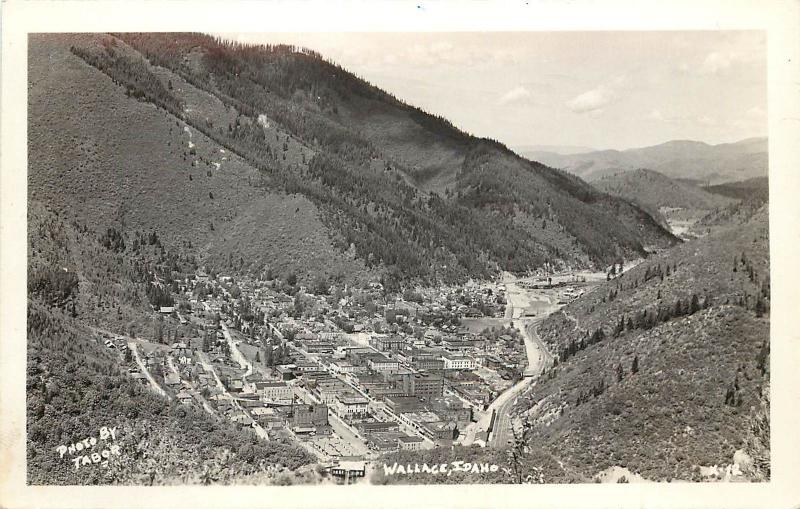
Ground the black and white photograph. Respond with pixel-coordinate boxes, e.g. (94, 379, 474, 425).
(2, 1, 799, 508)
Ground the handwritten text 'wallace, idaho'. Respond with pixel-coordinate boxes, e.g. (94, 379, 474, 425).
(383, 461, 503, 476)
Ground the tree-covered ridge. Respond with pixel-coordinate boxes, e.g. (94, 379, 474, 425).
(516, 206, 770, 481)
(60, 32, 676, 284)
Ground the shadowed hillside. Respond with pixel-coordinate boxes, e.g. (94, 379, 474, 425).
(591, 169, 739, 237)
(514, 206, 770, 481)
(593, 169, 736, 214)
(30, 33, 677, 286)
(28, 34, 372, 286)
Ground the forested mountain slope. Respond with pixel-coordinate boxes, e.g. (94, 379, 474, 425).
(28, 34, 372, 287)
(593, 169, 737, 217)
(29, 33, 676, 285)
(26, 202, 314, 484)
(513, 206, 770, 481)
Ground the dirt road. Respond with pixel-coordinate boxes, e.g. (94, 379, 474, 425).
(128, 341, 169, 399)
(198, 351, 270, 441)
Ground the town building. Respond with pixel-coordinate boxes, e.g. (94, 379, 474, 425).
(291, 403, 329, 430)
(334, 392, 369, 420)
(366, 354, 400, 373)
(441, 353, 476, 371)
(330, 461, 366, 483)
(256, 381, 292, 403)
(369, 334, 405, 352)
(398, 434, 425, 451)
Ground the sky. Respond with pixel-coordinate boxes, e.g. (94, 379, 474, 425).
(220, 31, 767, 152)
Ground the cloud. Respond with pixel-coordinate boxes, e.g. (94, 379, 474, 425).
(566, 85, 615, 114)
(565, 75, 629, 115)
(498, 86, 533, 106)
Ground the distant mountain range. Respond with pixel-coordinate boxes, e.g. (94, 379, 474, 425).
(523, 137, 768, 185)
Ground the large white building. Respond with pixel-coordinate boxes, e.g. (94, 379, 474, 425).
(441, 354, 476, 371)
(256, 381, 293, 403)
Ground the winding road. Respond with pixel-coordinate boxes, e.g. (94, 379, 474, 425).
(460, 272, 557, 448)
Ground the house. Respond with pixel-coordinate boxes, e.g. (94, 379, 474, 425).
(164, 373, 181, 388)
(398, 434, 425, 451)
(227, 379, 244, 393)
(176, 391, 193, 405)
(159, 306, 176, 315)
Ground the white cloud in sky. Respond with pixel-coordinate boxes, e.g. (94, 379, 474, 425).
(566, 75, 629, 115)
(498, 85, 533, 105)
(566, 84, 615, 114)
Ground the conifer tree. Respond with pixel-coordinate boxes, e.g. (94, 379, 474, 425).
(690, 294, 700, 314)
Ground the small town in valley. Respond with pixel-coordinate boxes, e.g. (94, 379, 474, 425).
(101, 265, 624, 482)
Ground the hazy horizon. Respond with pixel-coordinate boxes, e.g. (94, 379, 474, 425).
(218, 31, 767, 152)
